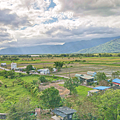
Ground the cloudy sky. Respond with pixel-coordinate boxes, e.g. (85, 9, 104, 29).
(0, 0, 120, 49)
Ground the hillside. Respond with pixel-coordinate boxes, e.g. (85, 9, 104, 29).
(0, 37, 119, 54)
(77, 38, 120, 53)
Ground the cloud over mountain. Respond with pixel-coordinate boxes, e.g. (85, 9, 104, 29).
(0, 0, 120, 49)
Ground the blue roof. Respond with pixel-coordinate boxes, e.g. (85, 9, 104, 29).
(93, 86, 110, 90)
(112, 78, 120, 83)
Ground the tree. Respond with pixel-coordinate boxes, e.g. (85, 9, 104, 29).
(7, 97, 36, 120)
(54, 61, 64, 69)
(112, 71, 120, 79)
(64, 77, 80, 95)
(94, 72, 107, 83)
(38, 76, 48, 83)
(99, 80, 109, 86)
(40, 87, 61, 109)
(90, 89, 120, 120)
(26, 65, 34, 74)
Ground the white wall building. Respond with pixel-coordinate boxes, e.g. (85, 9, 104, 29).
(11, 63, 17, 70)
(37, 68, 50, 74)
(1, 63, 6, 66)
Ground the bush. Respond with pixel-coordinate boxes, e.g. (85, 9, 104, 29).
(39, 76, 48, 83)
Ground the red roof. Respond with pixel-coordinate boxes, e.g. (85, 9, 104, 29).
(112, 82, 120, 85)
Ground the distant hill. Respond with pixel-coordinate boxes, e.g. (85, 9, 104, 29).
(0, 37, 119, 54)
(77, 38, 120, 53)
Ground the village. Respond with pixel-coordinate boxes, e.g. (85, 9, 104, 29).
(0, 59, 120, 120)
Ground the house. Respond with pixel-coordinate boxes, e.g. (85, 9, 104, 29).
(75, 74, 94, 85)
(31, 55, 39, 57)
(87, 71, 96, 77)
(87, 89, 99, 96)
(93, 86, 110, 90)
(1, 63, 6, 67)
(0, 113, 7, 119)
(112, 78, 120, 86)
(11, 63, 17, 70)
(37, 68, 50, 74)
(52, 107, 76, 120)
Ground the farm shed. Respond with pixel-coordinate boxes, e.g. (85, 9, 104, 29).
(75, 74, 94, 85)
(52, 107, 76, 120)
(93, 86, 110, 90)
(112, 78, 120, 86)
(1, 63, 6, 67)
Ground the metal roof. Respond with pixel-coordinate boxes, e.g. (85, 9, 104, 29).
(112, 78, 120, 84)
(80, 74, 94, 80)
(93, 86, 110, 90)
(52, 107, 76, 117)
(52, 109, 67, 118)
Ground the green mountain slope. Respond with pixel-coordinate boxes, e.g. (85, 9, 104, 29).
(77, 38, 120, 53)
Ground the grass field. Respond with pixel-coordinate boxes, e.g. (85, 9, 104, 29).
(0, 56, 120, 78)
(76, 86, 93, 97)
(0, 76, 39, 113)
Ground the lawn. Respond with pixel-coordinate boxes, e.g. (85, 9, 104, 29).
(76, 85, 93, 97)
(0, 76, 39, 113)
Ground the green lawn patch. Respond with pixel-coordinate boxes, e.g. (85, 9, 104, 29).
(58, 84, 64, 87)
(76, 86, 93, 97)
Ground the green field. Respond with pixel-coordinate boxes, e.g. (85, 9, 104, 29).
(0, 76, 39, 113)
(76, 86, 93, 97)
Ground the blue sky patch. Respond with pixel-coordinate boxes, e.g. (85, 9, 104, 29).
(21, 27, 27, 30)
(47, 0, 56, 10)
(43, 17, 58, 24)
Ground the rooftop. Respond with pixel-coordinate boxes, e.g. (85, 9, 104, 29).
(75, 74, 94, 80)
(93, 86, 110, 90)
(52, 107, 76, 118)
(112, 78, 120, 84)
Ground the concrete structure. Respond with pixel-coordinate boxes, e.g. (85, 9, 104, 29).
(1, 63, 6, 67)
(75, 74, 94, 85)
(37, 68, 50, 74)
(52, 107, 76, 120)
(11, 63, 17, 70)
(87, 89, 99, 96)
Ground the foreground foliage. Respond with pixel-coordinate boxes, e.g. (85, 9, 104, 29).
(7, 97, 36, 120)
(40, 87, 61, 109)
(75, 89, 120, 120)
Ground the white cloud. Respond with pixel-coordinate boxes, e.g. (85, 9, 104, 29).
(0, 0, 120, 48)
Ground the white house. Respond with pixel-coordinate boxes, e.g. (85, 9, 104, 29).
(1, 63, 6, 67)
(37, 68, 50, 74)
(11, 63, 17, 70)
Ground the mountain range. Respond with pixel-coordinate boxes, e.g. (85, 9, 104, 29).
(77, 38, 120, 53)
(0, 36, 119, 54)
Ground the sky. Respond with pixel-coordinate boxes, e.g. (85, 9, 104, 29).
(0, 0, 120, 49)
